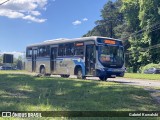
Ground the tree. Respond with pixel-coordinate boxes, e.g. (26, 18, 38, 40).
(83, 0, 123, 38)
(139, 0, 160, 63)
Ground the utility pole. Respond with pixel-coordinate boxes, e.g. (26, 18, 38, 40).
(110, 20, 113, 38)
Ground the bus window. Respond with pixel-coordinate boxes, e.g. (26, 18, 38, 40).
(58, 44, 65, 56)
(39, 46, 50, 57)
(74, 42, 84, 56)
(46, 46, 50, 56)
(75, 46, 84, 56)
(26, 48, 32, 57)
(66, 43, 74, 56)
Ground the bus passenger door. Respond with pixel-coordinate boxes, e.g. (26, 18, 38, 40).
(85, 45, 96, 75)
(51, 47, 57, 73)
(32, 49, 37, 72)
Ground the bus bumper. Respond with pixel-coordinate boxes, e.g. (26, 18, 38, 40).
(96, 68, 125, 78)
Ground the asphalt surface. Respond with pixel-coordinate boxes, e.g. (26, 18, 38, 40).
(69, 76, 160, 88)
(108, 78, 160, 88)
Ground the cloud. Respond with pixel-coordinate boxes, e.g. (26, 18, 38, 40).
(23, 15, 46, 23)
(72, 18, 88, 26)
(30, 11, 41, 16)
(0, 0, 49, 23)
(72, 20, 82, 25)
(82, 18, 88, 21)
(0, 9, 24, 18)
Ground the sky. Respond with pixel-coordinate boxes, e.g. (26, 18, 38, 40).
(0, 0, 108, 54)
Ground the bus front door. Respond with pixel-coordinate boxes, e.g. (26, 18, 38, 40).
(85, 45, 95, 75)
(51, 47, 57, 73)
(32, 49, 37, 72)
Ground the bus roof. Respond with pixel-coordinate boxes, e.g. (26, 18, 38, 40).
(27, 36, 122, 48)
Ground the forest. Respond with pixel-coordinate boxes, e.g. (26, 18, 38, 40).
(83, 0, 160, 73)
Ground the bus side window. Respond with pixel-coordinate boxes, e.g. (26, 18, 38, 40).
(75, 46, 84, 56)
(74, 42, 84, 56)
(45, 46, 50, 56)
(66, 43, 74, 56)
(39, 46, 49, 57)
(58, 44, 65, 56)
(39, 47, 43, 57)
(26, 48, 32, 57)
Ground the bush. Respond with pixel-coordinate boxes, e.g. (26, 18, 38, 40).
(126, 67, 133, 73)
(141, 63, 160, 73)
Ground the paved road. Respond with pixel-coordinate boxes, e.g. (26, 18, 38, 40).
(107, 78, 160, 88)
(63, 75, 160, 88)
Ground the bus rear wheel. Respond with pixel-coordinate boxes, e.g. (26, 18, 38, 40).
(99, 76, 108, 81)
(40, 67, 46, 76)
(61, 75, 70, 78)
(77, 68, 85, 79)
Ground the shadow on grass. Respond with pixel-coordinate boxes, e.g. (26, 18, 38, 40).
(0, 73, 159, 112)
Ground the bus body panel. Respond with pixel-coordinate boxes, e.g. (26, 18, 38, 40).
(55, 57, 85, 76)
(36, 59, 51, 73)
(56, 58, 75, 75)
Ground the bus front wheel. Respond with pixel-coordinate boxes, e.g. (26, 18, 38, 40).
(77, 68, 85, 79)
(99, 76, 107, 81)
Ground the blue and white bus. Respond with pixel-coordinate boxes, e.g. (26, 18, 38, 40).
(26, 36, 125, 80)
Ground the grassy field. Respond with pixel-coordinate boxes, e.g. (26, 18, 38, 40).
(0, 71, 159, 120)
(124, 73, 160, 80)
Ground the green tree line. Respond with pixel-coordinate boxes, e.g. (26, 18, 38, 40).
(83, 0, 160, 73)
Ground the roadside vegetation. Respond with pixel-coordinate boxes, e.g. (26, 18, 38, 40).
(124, 63, 160, 80)
(124, 73, 160, 80)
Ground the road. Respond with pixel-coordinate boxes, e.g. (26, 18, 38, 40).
(107, 78, 160, 88)
(69, 76, 160, 88)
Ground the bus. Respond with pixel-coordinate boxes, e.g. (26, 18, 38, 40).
(26, 36, 125, 80)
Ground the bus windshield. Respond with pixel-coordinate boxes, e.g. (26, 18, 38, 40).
(99, 45, 124, 68)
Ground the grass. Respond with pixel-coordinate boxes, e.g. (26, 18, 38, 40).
(124, 73, 160, 80)
(0, 71, 159, 120)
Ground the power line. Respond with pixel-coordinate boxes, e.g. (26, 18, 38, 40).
(0, 0, 10, 6)
(125, 43, 160, 55)
(121, 21, 160, 41)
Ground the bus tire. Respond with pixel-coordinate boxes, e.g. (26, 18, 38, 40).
(61, 75, 70, 78)
(65, 75, 70, 78)
(119, 72, 124, 77)
(40, 67, 46, 76)
(99, 76, 107, 81)
(77, 68, 85, 79)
